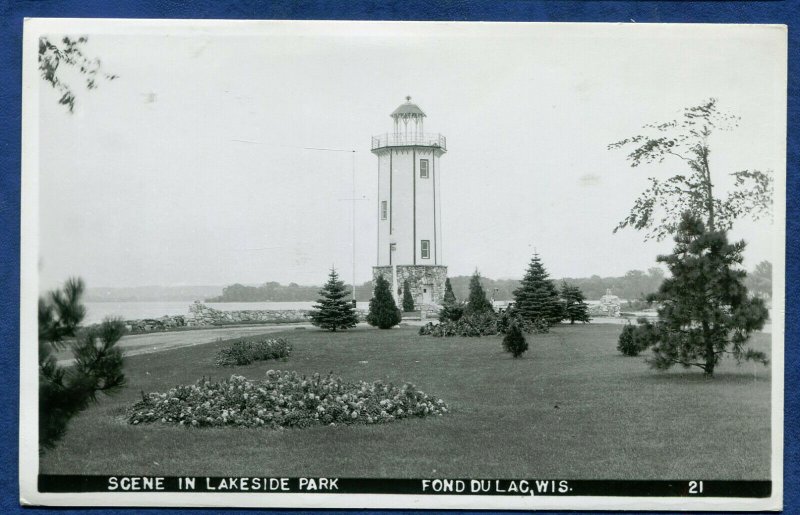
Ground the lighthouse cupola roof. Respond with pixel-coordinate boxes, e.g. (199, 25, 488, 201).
(372, 96, 445, 152)
(391, 96, 426, 119)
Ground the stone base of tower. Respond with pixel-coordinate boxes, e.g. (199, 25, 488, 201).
(373, 265, 448, 310)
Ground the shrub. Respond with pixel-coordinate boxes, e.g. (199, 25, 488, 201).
(215, 337, 291, 366)
(421, 308, 551, 338)
(420, 311, 498, 337)
(502, 323, 528, 358)
(456, 311, 498, 336)
(528, 318, 550, 334)
(617, 321, 654, 357)
(402, 280, 415, 312)
(617, 325, 638, 356)
(367, 275, 402, 329)
(419, 321, 453, 337)
(127, 371, 448, 429)
(496, 307, 549, 335)
(438, 301, 464, 322)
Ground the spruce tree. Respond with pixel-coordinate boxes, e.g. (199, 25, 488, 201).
(367, 275, 402, 329)
(513, 253, 563, 326)
(39, 277, 126, 449)
(309, 268, 359, 331)
(502, 322, 529, 358)
(464, 270, 494, 315)
(438, 277, 463, 322)
(560, 281, 591, 324)
(639, 213, 769, 376)
(402, 280, 415, 312)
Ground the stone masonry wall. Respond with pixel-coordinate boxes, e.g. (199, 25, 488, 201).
(185, 301, 310, 326)
(373, 265, 448, 309)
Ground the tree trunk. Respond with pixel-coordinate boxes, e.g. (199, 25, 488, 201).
(702, 321, 715, 377)
(700, 147, 715, 231)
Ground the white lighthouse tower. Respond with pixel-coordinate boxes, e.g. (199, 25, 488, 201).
(371, 97, 448, 308)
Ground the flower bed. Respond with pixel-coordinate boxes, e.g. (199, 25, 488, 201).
(126, 371, 448, 429)
(214, 337, 291, 366)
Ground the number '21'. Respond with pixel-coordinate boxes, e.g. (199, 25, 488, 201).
(689, 481, 704, 494)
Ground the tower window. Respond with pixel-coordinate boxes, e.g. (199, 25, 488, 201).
(420, 159, 429, 178)
(421, 240, 430, 259)
(381, 200, 388, 220)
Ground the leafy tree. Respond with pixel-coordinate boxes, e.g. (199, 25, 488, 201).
(502, 322, 528, 358)
(309, 268, 359, 331)
(560, 281, 591, 324)
(367, 276, 402, 329)
(464, 270, 494, 315)
(443, 278, 457, 305)
(746, 260, 772, 300)
(39, 36, 118, 112)
(638, 213, 769, 376)
(402, 280, 415, 312)
(39, 277, 126, 449)
(513, 254, 563, 326)
(609, 98, 773, 240)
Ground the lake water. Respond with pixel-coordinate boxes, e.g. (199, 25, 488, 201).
(83, 301, 371, 325)
(83, 301, 771, 333)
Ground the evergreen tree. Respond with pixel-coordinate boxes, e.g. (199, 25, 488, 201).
(502, 322, 529, 358)
(367, 275, 402, 329)
(39, 277, 126, 449)
(402, 280, 415, 312)
(464, 270, 494, 315)
(560, 281, 591, 324)
(640, 213, 769, 376)
(513, 254, 563, 326)
(443, 278, 457, 305)
(309, 268, 359, 331)
(438, 277, 464, 322)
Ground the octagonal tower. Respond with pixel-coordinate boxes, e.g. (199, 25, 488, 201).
(371, 97, 447, 309)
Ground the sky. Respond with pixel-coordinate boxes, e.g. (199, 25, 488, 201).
(33, 21, 786, 290)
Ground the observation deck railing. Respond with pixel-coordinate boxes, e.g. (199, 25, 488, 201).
(371, 133, 447, 151)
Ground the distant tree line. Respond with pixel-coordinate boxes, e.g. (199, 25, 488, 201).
(445, 270, 666, 302)
(208, 260, 770, 304)
(207, 281, 375, 303)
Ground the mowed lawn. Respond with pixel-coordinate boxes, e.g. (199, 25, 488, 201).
(40, 324, 772, 479)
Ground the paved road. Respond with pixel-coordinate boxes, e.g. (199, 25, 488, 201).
(56, 323, 311, 365)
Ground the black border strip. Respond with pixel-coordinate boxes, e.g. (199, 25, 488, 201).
(38, 476, 771, 498)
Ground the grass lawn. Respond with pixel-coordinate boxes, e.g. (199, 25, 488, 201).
(40, 324, 772, 479)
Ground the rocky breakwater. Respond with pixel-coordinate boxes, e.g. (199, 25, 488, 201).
(119, 302, 312, 333)
(185, 301, 310, 327)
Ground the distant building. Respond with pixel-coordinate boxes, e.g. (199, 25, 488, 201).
(371, 97, 447, 308)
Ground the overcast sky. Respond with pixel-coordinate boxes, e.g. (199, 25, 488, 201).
(34, 21, 786, 290)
